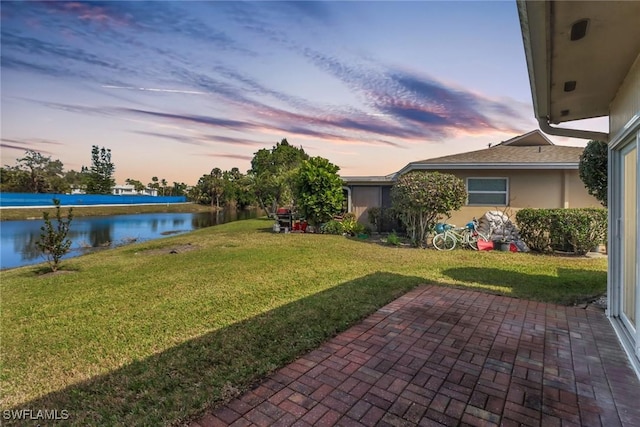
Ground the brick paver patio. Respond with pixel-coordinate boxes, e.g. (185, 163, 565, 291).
(191, 286, 640, 426)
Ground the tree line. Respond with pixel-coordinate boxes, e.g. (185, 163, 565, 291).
(188, 138, 344, 226)
(1, 145, 188, 197)
(0, 139, 344, 223)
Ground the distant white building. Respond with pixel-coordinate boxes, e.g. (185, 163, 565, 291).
(112, 184, 158, 197)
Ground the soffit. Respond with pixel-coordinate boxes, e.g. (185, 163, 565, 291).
(520, 1, 640, 124)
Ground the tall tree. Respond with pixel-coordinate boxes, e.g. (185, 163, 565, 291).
(1, 166, 30, 193)
(579, 140, 608, 207)
(149, 176, 159, 193)
(171, 181, 188, 196)
(250, 138, 309, 214)
(234, 174, 257, 209)
(85, 146, 115, 194)
(63, 169, 88, 192)
(161, 178, 168, 196)
(6, 150, 66, 193)
(125, 178, 146, 193)
(208, 168, 225, 208)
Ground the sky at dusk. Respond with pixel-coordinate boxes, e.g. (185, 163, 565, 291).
(1, 1, 607, 186)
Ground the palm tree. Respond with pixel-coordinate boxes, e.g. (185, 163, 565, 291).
(161, 178, 167, 196)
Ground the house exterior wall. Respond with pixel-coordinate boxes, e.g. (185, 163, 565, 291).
(349, 186, 382, 225)
(610, 55, 640, 137)
(566, 171, 603, 208)
(608, 52, 640, 377)
(346, 168, 600, 230)
(428, 169, 599, 226)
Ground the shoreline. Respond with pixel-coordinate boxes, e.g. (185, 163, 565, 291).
(0, 202, 222, 221)
(0, 202, 194, 209)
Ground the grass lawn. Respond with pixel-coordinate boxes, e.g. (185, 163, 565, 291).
(0, 218, 607, 425)
(0, 202, 216, 221)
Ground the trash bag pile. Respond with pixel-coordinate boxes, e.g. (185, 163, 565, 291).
(477, 211, 529, 252)
(477, 211, 518, 241)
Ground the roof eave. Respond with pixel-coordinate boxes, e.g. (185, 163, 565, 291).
(517, 0, 549, 125)
(517, 0, 609, 141)
(403, 163, 579, 171)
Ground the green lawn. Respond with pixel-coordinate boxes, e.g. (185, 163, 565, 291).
(0, 218, 607, 425)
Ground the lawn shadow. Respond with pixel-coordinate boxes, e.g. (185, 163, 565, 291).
(6, 272, 425, 426)
(441, 267, 607, 304)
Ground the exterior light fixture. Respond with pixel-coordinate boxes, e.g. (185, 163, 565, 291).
(564, 81, 577, 92)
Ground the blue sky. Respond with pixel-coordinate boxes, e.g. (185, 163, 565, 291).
(1, 1, 602, 185)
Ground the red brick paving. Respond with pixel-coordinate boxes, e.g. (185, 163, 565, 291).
(191, 286, 640, 426)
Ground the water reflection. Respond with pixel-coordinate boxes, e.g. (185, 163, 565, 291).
(1, 208, 259, 270)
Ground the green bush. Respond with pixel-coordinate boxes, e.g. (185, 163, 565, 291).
(515, 208, 553, 252)
(386, 231, 401, 246)
(341, 213, 365, 236)
(321, 220, 344, 235)
(551, 208, 607, 255)
(391, 171, 466, 246)
(321, 213, 367, 236)
(516, 208, 607, 255)
(294, 156, 344, 227)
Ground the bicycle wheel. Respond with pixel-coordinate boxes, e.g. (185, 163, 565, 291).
(433, 233, 456, 251)
(468, 231, 489, 250)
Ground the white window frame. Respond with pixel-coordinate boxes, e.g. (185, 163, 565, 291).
(608, 116, 640, 377)
(466, 177, 509, 206)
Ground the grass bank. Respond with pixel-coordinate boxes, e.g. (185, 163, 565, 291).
(0, 219, 607, 425)
(0, 202, 216, 221)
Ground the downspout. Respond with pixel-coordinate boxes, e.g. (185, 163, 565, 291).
(537, 117, 609, 142)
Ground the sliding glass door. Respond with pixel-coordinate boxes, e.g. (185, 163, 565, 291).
(620, 142, 637, 336)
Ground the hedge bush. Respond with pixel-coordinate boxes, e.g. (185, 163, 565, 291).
(516, 208, 607, 255)
(515, 208, 553, 252)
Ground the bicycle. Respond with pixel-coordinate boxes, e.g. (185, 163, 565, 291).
(432, 218, 489, 251)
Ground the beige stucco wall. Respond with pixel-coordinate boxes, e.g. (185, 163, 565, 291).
(610, 54, 640, 137)
(348, 168, 601, 229)
(452, 169, 600, 225)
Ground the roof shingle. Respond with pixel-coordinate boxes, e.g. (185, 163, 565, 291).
(411, 145, 583, 165)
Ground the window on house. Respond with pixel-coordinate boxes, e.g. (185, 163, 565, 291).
(467, 178, 508, 205)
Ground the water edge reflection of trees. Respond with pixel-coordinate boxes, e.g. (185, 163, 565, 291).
(2, 208, 262, 269)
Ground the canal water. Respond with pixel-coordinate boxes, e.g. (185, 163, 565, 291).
(0, 209, 259, 270)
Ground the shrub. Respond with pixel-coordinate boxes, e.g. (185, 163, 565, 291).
(551, 209, 607, 255)
(294, 156, 344, 228)
(386, 231, 401, 246)
(36, 198, 74, 272)
(516, 208, 607, 255)
(341, 213, 365, 236)
(516, 208, 553, 252)
(321, 220, 344, 235)
(391, 171, 466, 246)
